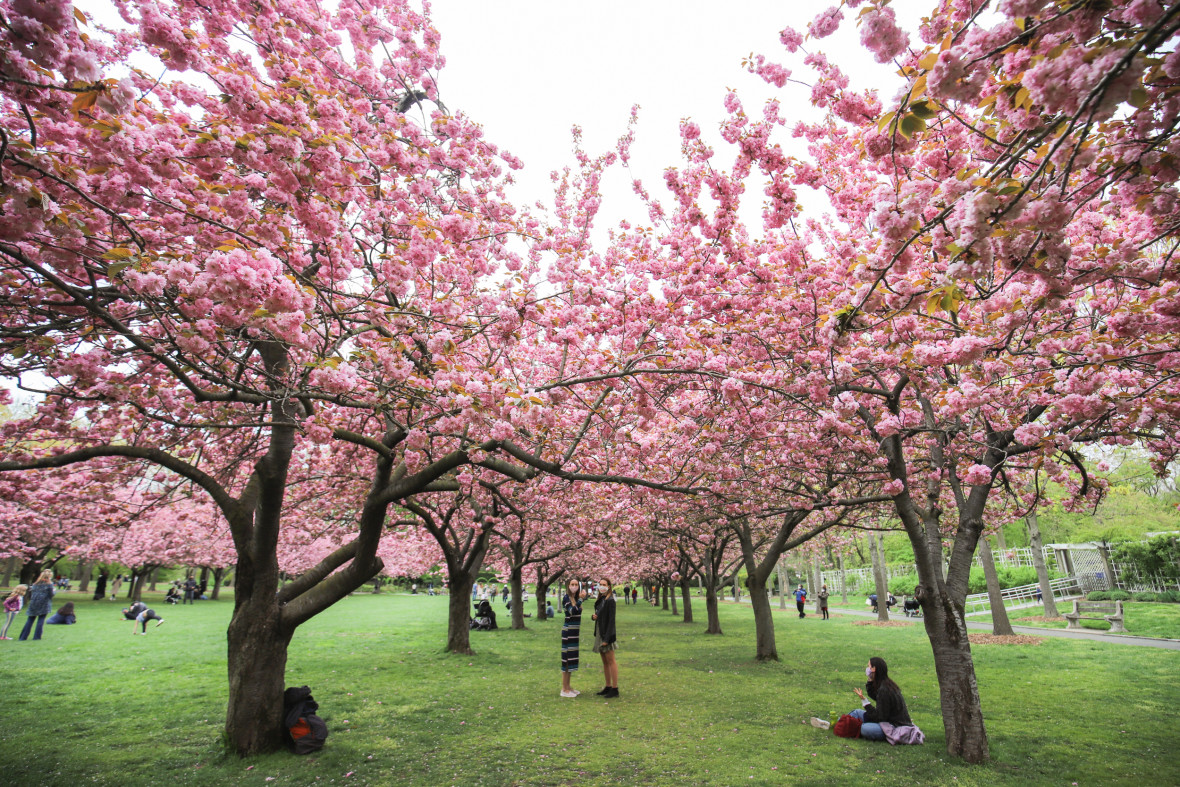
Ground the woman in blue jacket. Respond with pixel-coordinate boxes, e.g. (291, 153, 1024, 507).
(18, 570, 55, 641)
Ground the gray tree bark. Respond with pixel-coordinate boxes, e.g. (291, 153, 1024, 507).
(979, 537, 1014, 635)
(839, 553, 848, 603)
(870, 533, 890, 621)
(1025, 512, 1059, 617)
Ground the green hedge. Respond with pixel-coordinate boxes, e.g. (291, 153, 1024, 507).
(1088, 589, 1180, 603)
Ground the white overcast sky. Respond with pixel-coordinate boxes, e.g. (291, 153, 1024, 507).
(429, 0, 929, 227)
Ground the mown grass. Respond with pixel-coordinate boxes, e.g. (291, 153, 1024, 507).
(0, 589, 1175, 786)
(1011, 601, 1180, 639)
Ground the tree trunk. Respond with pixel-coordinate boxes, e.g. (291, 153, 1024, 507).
(996, 527, 1007, 553)
(704, 584, 722, 635)
(447, 575, 476, 655)
(680, 579, 693, 622)
(870, 534, 890, 621)
(746, 573, 777, 661)
(839, 553, 848, 604)
(211, 567, 225, 600)
(78, 561, 93, 592)
(19, 556, 43, 585)
(814, 554, 823, 615)
(979, 537, 1014, 635)
(509, 567, 525, 630)
(732, 573, 740, 601)
(129, 571, 147, 602)
(777, 562, 787, 609)
(535, 566, 551, 621)
(2, 556, 15, 588)
(1026, 512, 1058, 617)
(149, 567, 159, 592)
(661, 581, 669, 611)
(670, 578, 678, 615)
(225, 592, 291, 756)
(921, 588, 989, 763)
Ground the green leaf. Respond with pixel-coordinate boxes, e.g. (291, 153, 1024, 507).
(898, 114, 926, 139)
(909, 100, 938, 120)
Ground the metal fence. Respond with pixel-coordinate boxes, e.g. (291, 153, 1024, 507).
(963, 575, 1082, 615)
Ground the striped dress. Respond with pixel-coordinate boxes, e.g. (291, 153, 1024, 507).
(560, 593, 582, 672)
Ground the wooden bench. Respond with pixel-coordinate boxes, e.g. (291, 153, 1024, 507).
(1064, 600, 1125, 633)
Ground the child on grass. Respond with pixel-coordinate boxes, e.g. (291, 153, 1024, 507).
(1, 584, 27, 639)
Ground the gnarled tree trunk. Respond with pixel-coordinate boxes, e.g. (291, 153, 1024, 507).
(746, 572, 777, 661)
(979, 537, 1014, 635)
(704, 584, 722, 634)
(447, 575, 476, 654)
(509, 566, 525, 630)
(871, 534, 890, 622)
(1026, 512, 1058, 617)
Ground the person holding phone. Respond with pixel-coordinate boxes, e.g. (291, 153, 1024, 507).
(559, 579, 588, 698)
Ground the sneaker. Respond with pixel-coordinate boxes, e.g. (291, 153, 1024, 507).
(571, 689, 581, 696)
(604, 687, 619, 698)
(596, 687, 611, 695)
(810, 717, 831, 730)
(560, 690, 577, 698)
(156, 620, 165, 627)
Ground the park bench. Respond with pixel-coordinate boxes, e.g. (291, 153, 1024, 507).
(1064, 600, 1125, 633)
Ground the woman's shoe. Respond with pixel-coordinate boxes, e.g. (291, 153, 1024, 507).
(604, 687, 619, 698)
(560, 689, 577, 698)
(596, 687, 611, 695)
(810, 717, 831, 729)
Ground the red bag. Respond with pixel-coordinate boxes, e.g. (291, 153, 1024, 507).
(833, 714, 863, 738)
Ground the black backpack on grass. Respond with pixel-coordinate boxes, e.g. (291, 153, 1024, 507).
(283, 685, 328, 754)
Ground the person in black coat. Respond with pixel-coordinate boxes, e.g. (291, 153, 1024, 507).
(591, 578, 619, 698)
(848, 656, 913, 740)
(92, 570, 108, 601)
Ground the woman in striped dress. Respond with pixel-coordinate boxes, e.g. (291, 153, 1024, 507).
(560, 578, 587, 698)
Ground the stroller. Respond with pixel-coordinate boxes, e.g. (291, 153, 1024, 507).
(470, 598, 498, 631)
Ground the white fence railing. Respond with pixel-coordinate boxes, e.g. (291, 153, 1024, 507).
(963, 576, 1082, 615)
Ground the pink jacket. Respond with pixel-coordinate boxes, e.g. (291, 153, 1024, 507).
(3, 596, 22, 613)
(879, 721, 925, 745)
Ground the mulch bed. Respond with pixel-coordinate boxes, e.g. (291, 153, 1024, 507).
(967, 633, 1044, 645)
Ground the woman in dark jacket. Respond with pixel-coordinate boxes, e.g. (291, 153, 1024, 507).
(46, 601, 76, 625)
(18, 570, 55, 641)
(848, 656, 912, 740)
(591, 578, 619, 698)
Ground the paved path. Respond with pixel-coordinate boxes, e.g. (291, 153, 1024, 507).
(716, 597, 1180, 650)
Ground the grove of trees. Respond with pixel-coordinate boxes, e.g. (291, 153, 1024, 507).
(1, 0, 1177, 766)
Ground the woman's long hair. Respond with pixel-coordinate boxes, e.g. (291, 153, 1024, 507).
(36, 569, 53, 584)
(598, 579, 613, 598)
(870, 656, 900, 694)
(57, 601, 75, 617)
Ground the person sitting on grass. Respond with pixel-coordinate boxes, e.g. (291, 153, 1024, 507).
(46, 601, 77, 625)
(825, 657, 924, 744)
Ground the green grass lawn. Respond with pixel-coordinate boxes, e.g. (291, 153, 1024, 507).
(1011, 601, 1180, 639)
(0, 590, 1176, 786)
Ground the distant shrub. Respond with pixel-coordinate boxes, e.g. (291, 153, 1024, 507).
(1109, 590, 1133, 601)
(888, 573, 919, 596)
(1133, 592, 1158, 602)
(1157, 590, 1180, 603)
(1087, 591, 1112, 601)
